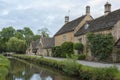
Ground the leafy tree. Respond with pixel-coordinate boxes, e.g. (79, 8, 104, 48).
(15, 32, 24, 40)
(0, 38, 6, 52)
(32, 35, 41, 41)
(23, 27, 34, 45)
(6, 37, 27, 54)
(0, 27, 16, 52)
(1, 27, 15, 42)
(23, 27, 34, 37)
(37, 28, 50, 37)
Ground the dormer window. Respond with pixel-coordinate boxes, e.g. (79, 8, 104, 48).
(85, 24, 89, 29)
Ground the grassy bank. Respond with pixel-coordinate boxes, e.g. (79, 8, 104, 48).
(12, 54, 120, 80)
(0, 55, 10, 80)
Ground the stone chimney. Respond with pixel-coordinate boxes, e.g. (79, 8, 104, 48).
(86, 6, 90, 15)
(104, 2, 111, 15)
(65, 16, 69, 24)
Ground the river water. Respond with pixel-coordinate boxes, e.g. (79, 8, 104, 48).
(6, 58, 78, 80)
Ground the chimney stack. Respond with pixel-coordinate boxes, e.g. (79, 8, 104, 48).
(104, 2, 111, 15)
(65, 16, 69, 24)
(86, 6, 90, 15)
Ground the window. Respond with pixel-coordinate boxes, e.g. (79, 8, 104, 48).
(85, 24, 89, 29)
(63, 35, 66, 41)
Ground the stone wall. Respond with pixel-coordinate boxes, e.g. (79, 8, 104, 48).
(112, 20, 120, 42)
(55, 31, 74, 46)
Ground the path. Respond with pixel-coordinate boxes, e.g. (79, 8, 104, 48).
(44, 57, 120, 70)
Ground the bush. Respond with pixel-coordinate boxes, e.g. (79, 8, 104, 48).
(74, 43, 84, 54)
(62, 55, 81, 76)
(61, 42, 74, 57)
(78, 54, 86, 60)
(71, 54, 86, 60)
(52, 46, 62, 57)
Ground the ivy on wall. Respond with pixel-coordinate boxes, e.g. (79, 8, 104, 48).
(87, 33, 114, 60)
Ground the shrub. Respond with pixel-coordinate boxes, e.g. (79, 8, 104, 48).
(78, 54, 86, 60)
(71, 54, 86, 60)
(61, 42, 74, 57)
(52, 46, 62, 57)
(74, 43, 84, 54)
(62, 55, 81, 76)
(87, 33, 114, 60)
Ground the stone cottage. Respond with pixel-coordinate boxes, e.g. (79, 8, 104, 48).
(26, 37, 54, 56)
(54, 6, 93, 46)
(74, 2, 120, 60)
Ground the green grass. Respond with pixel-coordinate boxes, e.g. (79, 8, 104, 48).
(0, 55, 10, 80)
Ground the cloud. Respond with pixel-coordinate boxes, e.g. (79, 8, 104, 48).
(0, 0, 119, 37)
(1, 9, 9, 15)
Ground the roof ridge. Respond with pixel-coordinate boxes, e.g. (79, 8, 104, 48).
(55, 15, 86, 36)
(69, 15, 86, 22)
(75, 8, 120, 36)
(90, 8, 120, 22)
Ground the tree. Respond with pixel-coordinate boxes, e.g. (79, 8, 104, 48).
(6, 37, 27, 54)
(23, 27, 34, 37)
(1, 27, 15, 42)
(32, 35, 41, 41)
(15, 32, 24, 40)
(37, 28, 50, 37)
(23, 27, 34, 46)
(0, 27, 16, 52)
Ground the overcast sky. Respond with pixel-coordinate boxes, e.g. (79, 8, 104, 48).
(0, 0, 119, 36)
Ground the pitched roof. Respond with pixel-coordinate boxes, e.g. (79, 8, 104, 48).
(55, 15, 86, 36)
(41, 37, 55, 49)
(31, 39, 41, 49)
(75, 9, 120, 36)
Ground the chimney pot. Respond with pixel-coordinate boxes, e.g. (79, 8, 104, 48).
(65, 16, 69, 24)
(86, 6, 90, 15)
(104, 2, 111, 15)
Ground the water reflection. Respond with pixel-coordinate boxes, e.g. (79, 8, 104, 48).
(6, 58, 78, 80)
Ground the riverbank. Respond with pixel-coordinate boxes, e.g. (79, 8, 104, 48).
(6, 58, 78, 80)
(12, 54, 120, 80)
(0, 55, 10, 80)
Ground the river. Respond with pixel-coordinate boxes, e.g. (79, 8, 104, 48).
(6, 58, 78, 80)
